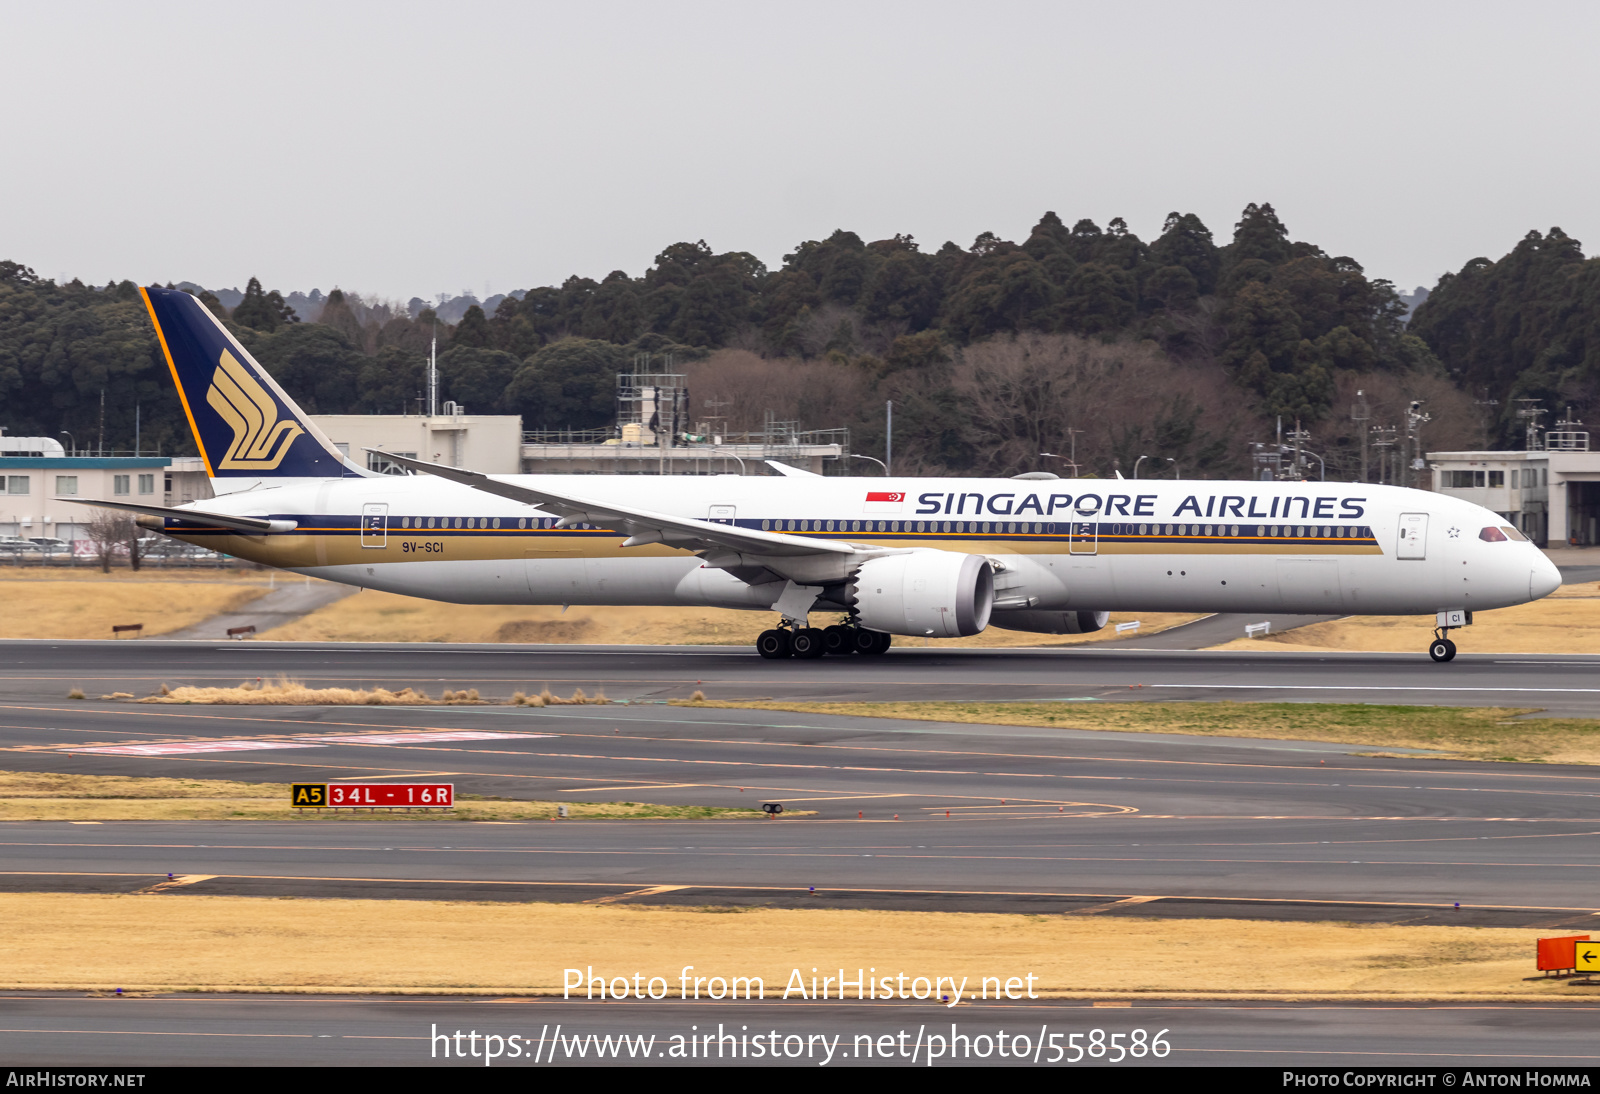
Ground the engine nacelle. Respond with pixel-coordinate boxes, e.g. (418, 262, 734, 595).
(991, 609, 1109, 635)
(851, 550, 994, 637)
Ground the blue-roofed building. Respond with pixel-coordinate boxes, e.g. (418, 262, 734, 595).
(0, 438, 210, 543)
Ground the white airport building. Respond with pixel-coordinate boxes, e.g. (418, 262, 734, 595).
(0, 436, 211, 545)
(1427, 416, 1599, 548)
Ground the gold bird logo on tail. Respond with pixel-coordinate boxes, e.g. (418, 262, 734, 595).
(206, 350, 304, 469)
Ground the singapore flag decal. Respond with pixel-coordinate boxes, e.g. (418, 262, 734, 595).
(863, 490, 905, 514)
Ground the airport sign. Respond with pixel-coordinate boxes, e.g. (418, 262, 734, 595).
(291, 782, 454, 809)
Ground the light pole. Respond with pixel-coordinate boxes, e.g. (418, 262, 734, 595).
(1133, 454, 1150, 479)
(59, 431, 74, 457)
(1352, 389, 1371, 483)
(1040, 452, 1079, 477)
(885, 400, 893, 477)
(851, 454, 888, 475)
(1165, 458, 1179, 479)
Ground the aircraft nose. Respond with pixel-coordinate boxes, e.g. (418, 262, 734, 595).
(1530, 555, 1561, 601)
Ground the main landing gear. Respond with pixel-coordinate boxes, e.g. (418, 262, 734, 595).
(756, 621, 891, 659)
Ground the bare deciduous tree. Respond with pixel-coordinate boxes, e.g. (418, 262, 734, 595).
(84, 509, 135, 573)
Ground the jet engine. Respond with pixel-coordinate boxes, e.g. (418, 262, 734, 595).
(990, 609, 1109, 635)
(850, 550, 994, 637)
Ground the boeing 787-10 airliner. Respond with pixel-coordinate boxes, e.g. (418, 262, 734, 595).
(77, 287, 1562, 663)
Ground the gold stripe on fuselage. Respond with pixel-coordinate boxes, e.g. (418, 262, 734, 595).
(163, 530, 1384, 569)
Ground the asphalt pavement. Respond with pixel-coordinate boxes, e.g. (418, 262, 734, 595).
(4, 639, 1600, 1067)
(0, 697, 1595, 924)
(9, 639, 1600, 714)
(2, 994, 1597, 1067)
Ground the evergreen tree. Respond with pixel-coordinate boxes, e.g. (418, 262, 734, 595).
(452, 304, 490, 348)
(232, 277, 278, 330)
(1149, 212, 1219, 295)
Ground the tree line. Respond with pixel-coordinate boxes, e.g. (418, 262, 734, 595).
(2, 201, 1574, 478)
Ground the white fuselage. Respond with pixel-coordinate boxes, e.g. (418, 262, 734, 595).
(176, 473, 1561, 621)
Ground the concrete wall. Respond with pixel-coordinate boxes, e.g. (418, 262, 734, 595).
(310, 414, 523, 475)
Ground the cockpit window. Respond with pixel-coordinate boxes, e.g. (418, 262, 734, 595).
(1500, 525, 1528, 542)
(1478, 526, 1508, 542)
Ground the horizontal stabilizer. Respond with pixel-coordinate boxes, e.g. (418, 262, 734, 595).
(64, 498, 298, 535)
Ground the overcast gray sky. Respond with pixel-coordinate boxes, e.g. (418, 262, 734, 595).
(4, 1, 1596, 302)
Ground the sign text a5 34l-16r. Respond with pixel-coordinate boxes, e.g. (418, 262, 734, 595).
(330, 783, 452, 808)
(290, 783, 454, 809)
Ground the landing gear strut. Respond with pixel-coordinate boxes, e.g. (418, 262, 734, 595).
(755, 619, 891, 659)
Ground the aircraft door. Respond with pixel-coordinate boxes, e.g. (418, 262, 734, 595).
(708, 505, 737, 525)
(1397, 513, 1428, 559)
(1068, 519, 1098, 555)
(360, 503, 388, 548)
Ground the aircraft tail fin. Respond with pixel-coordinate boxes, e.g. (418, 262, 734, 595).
(140, 286, 369, 484)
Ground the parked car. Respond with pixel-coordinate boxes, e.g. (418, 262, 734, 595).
(27, 537, 70, 554)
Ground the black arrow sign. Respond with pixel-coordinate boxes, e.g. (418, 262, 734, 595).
(1582, 950, 1598, 963)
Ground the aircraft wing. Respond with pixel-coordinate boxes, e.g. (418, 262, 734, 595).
(372, 451, 854, 558)
(64, 498, 299, 535)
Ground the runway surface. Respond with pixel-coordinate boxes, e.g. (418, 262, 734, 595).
(4, 639, 1599, 1066)
(3, 994, 1599, 1067)
(8, 638, 1600, 714)
(0, 687, 1596, 925)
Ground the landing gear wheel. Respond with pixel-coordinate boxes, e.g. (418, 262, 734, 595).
(756, 629, 793, 659)
(822, 625, 855, 656)
(854, 628, 892, 655)
(1428, 637, 1457, 663)
(791, 627, 827, 659)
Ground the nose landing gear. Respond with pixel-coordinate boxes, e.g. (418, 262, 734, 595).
(1428, 609, 1469, 662)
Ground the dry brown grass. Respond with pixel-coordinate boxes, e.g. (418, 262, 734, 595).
(262, 588, 1199, 647)
(678, 699, 1600, 764)
(0, 893, 1567, 999)
(0, 770, 753, 822)
(127, 676, 611, 707)
(0, 569, 271, 639)
(1213, 581, 1600, 655)
(137, 676, 488, 706)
